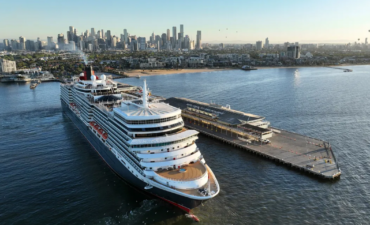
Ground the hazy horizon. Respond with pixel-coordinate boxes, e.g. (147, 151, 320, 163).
(1, 0, 370, 44)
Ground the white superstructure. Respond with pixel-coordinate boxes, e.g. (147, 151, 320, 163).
(60, 72, 219, 205)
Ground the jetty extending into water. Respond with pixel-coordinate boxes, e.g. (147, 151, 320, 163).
(326, 67, 353, 72)
(164, 97, 341, 180)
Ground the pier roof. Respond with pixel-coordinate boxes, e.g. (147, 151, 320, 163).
(164, 97, 264, 125)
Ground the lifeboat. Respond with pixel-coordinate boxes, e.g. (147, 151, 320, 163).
(98, 129, 103, 135)
(103, 133, 108, 139)
(94, 124, 99, 129)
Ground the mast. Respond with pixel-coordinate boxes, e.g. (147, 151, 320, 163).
(142, 79, 148, 108)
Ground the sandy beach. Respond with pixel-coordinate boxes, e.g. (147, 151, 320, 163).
(121, 64, 368, 77)
(123, 68, 235, 77)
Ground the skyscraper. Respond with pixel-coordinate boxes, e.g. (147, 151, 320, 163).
(172, 26, 177, 47)
(124, 29, 128, 42)
(180, 24, 184, 49)
(58, 33, 65, 49)
(47, 37, 53, 49)
(107, 30, 112, 46)
(101, 29, 104, 39)
(196, 31, 202, 49)
(19, 36, 26, 50)
(91, 28, 95, 37)
(264, 37, 269, 49)
(167, 29, 170, 42)
(256, 41, 262, 50)
(69, 26, 74, 42)
(161, 33, 167, 46)
(3, 39, 9, 51)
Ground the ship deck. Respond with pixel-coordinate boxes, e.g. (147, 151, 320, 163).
(155, 161, 206, 181)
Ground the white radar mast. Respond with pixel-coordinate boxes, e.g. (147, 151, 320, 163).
(142, 79, 149, 108)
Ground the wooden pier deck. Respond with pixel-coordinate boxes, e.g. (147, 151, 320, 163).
(184, 119, 341, 179)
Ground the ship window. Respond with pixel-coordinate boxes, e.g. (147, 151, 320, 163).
(177, 146, 179, 148)
(172, 147, 174, 150)
(150, 167, 152, 170)
(161, 149, 163, 151)
(165, 157, 167, 159)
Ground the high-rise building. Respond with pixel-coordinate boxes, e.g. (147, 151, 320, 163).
(161, 33, 167, 46)
(19, 36, 26, 50)
(124, 29, 128, 42)
(180, 24, 184, 48)
(68, 26, 74, 42)
(97, 30, 102, 39)
(172, 26, 177, 47)
(107, 30, 112, 46)
(264, 38, 269, 49)
(47, 36, 53, 48)
(180, 24, 184, 39)
(111, 36, 117, 48)
(167, 29, 170, 42)
(287, 45, 301, 59)
(151, 32, 155, 44)
(58, 33, 65, 49)
(91, 28, 95, 37)
(256, 41, 263, 50)
(138, 37, 146, 50)
(196, 31, 202, 49)
(366, 38, 368, 45)
(3, 39, 9, 51)
(101, 29, 104, 39)
(11, 39, 18, 51)
(25, 40, 35, 51)
(220, 43, 224, 49)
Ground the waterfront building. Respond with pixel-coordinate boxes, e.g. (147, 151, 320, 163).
(256, 41, 262, 50)
(0, 59, 17, 73)
(287, 45, 301, 59)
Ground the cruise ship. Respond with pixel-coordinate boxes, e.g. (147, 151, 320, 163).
(60, 66, 220, 212)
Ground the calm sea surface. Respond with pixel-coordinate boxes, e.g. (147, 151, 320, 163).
(1, 66, 370, 225)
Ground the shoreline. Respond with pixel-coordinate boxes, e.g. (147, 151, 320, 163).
(123, 68, 236, 77)
(120, 64, 370, 77)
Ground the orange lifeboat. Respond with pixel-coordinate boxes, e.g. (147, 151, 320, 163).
(98, 129, 103, 135)
(103, 133, 108, 139)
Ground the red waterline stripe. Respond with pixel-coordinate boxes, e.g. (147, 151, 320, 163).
(156, 195, 191, 213)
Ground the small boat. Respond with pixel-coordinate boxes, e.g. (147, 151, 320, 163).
(241, 65, 257, 71)
(30, 80, 38, 89)
(136, 75, 141, 78)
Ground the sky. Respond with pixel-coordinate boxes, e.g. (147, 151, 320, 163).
(1, 0, 370, 44)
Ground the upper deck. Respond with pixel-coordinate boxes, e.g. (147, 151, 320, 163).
(114, 102, 181, 120)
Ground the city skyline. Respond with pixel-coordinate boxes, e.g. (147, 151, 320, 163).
(1, 0, 370, 44)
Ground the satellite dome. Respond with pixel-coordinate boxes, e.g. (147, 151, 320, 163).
(91, 75, 96, 81)
(100, 74, 106, 80)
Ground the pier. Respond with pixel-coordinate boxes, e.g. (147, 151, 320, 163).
(164, 97, 341, 180)
(326, 67, 353, 72)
